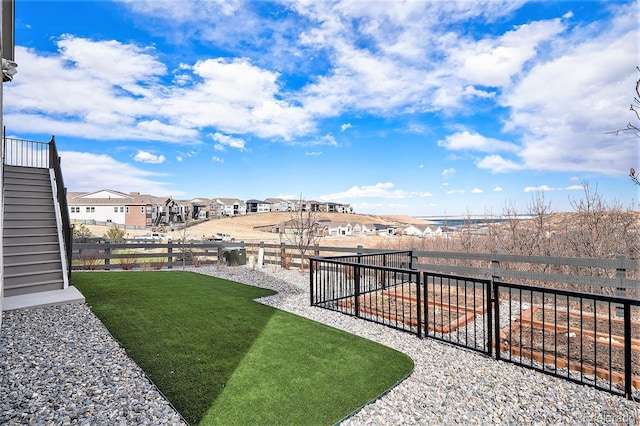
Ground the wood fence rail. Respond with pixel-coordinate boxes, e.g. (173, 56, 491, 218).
(72, 239, 639, 296)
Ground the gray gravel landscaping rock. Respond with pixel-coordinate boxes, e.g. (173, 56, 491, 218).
(1, 265, 638, 425)
(0, 303, 186, 425)
(199, 265, 640, 426)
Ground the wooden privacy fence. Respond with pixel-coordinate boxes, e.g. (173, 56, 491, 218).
(72, 240, 244, 270)
(243, 242, 639, 296)
(73, 239, 640, 296)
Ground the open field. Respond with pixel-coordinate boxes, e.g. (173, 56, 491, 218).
(81, 212, 435, 246)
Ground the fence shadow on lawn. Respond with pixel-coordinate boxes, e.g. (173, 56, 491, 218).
(73, 271, 413, 425)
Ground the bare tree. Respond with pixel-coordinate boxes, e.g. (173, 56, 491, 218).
(608, 66, 640, 186)
(282, 195, 323, 272)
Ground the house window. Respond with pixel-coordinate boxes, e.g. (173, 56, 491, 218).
(140, 206, 145, 214)
(85, 207, 95, 213)
(120, 207, 124, 213)
(126, 207, 130, 214)
(114, 207, 118, 212)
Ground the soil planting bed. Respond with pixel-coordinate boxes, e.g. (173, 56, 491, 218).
(337, 283, 488, 333)
(503, 306, 640, 389)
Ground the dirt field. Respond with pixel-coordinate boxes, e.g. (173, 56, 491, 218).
(81, 212, 435, 248)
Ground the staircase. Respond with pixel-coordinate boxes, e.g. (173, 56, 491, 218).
(3, 165, 66, 296)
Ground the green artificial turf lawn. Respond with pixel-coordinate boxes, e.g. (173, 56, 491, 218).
(73, 271, 413, 425)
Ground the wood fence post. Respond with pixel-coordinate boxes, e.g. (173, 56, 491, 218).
(258, 241, 265, 268)
(104, 243, 110, 271)
(167, 241, 173, 269)
(616, 254, 626, 318)
(491, 250, 500, 281)
(280, 242, 286, 268)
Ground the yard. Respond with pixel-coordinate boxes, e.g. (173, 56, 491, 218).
(72, 271, 413, 425)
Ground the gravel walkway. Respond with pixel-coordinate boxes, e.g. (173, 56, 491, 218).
(1, 265, 639, 425)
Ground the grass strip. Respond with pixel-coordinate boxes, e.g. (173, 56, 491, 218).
(73, 271, 413, 425)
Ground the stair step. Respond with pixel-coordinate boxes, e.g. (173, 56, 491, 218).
(3, 279, 65, 297)
(4, 249, 60, 258)
(3, 198, 54, 206)
(5, 260, 62, 275)
(3, 174, 50, 183)
(5, 176, 51, 191)
(3, 229, 58, 238)
(3, 244, 61, 255)
(2, 211, 56, 220)
(4, 234, 60, 244)
(4, 220, 58, 228)
(4, 270, 64, 287)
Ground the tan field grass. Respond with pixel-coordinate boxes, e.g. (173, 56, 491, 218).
(81, 212, 434, 248)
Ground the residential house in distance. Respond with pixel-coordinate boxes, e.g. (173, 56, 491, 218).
(321, 221, 353, 237)
(352, 222, 373, 236)
(265, 198, 294, 212)
(320, 201, 353, 213)
(403, 224, 443, 238)
(68, 189, 154, 227)
(246, 199, 272, 214)
(373, 223, 397, 236)
(190, 197, 212, 220)
(215, 198, 247, 216)
(153, 196, 188, 225)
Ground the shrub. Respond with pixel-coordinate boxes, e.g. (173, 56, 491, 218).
(119, 253, 138, 270)
(104, 224, 126, 240)
(79, 249, 101, 270)
(73, 223, 93, 239)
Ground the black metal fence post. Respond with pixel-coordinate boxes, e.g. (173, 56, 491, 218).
(309, 258, 315, 306)
(416, 271, 422, 338)
(624, 301, 632, 400)
(354, 264, 360, 318)
(493, 279, 501, 361)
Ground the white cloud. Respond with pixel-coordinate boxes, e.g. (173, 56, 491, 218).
(305, 151, 322, 156)
(565, 185, 584, 191)
(455, 18, 566, 88)
(210, 132, 247, 151)
(476, 155, 521, 173)
(340, 123, 352, 132)
(472, 188, 483, 194)
(442, 167, 456, 177)
(176, 149, 200, 162)
(523, 185, 562, 192)
(446, 189, 465, 195)
(212, 156, 224, 163)
(133, 150, 165, 164)
(5, 40, 315, 144)
(438, 131, 519, 153)
(60, 151, 177, 195)
(500, 3, 639, 176)
(320, 182, 431, 200)
(493, 186, 504, 192)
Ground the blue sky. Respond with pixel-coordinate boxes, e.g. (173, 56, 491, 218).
(4, 0, 639, 216)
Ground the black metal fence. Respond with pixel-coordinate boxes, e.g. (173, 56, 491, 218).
(310, 253, 640, 401)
